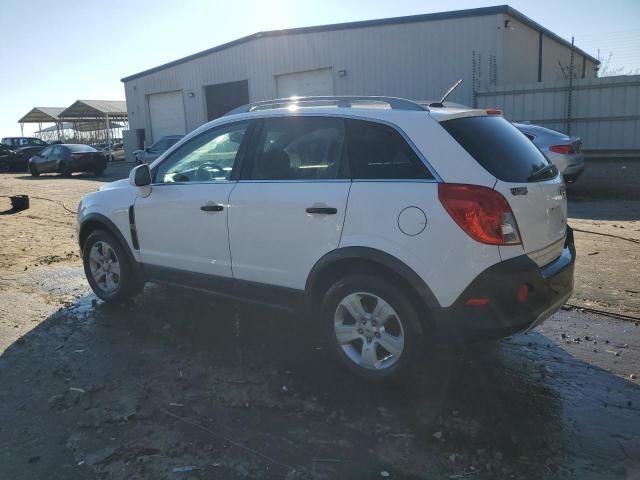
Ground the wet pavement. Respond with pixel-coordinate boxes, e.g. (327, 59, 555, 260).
(0, 267, 639, 479)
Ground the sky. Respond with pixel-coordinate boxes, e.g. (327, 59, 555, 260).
(1, 0, 639, 136)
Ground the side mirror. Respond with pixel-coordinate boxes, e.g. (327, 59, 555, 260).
(145, 147, 151, 153)
(129, 164, 151, 187)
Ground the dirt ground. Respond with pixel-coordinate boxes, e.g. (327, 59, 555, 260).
(1, 164, 639, 479)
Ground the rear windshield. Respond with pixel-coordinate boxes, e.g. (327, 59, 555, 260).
(441, 116, 554, 183)
(68, 145, 97, 152)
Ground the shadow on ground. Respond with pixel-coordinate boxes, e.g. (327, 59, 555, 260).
(1, 285, 638, 480)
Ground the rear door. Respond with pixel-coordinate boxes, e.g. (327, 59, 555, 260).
(228, 115, 350, 290)
(441, 115, 567, 262)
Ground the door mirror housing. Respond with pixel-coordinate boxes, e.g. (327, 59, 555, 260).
(130, 164, 151, 187)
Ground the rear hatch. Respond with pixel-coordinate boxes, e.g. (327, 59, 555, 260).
(440, 114, 567, 265)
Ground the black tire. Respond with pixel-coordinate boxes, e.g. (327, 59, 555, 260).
(82, 229, 144, 303)
(59, 162, 72, 177)
(320, 274, 424, 382)
(29, 165, 40, 176)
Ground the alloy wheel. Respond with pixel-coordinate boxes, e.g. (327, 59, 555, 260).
(88, 241, 121, 292)
(333, 292, 405, 370)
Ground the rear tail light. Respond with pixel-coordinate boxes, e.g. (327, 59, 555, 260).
(438, 184, 522, 246)
(70, 153, 84, 160)
(485, 108, 502, 115)
(549, 145, 574, 155)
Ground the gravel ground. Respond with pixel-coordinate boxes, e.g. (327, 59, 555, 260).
(1, 164, 639, 479)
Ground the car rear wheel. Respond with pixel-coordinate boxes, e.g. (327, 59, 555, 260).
(321, 274, 424, 381)
(29, 165, 40, 176)
(82, 230, 143, 303)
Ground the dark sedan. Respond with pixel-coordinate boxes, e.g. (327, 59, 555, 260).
(29, 144, 107, 177)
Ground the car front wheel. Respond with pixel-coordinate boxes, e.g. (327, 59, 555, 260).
(29, 165, 39, 176)
(321, 274, 424, 381)
(82, 230, 143, 303)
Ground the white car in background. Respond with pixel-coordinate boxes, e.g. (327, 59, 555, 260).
(77, 96, 575, 381)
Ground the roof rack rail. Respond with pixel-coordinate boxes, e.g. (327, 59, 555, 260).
(224, 96, 428, 116)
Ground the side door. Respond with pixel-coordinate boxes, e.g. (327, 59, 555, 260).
(133, 120, 252, 284)
(35, 146, 53, 171)
(228, 115, 351, 292)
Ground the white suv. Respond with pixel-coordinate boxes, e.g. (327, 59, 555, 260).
(77, 96, 575, 381)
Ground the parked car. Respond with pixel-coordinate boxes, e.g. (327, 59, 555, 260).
(0, 143, 25, 172)
(1, 137, 49, 170)
(514, 123, 585, 182)
(133, 135, 183, 164)
(29, 144, 107, 177)
(91, 142, 126, 162)
(77, 96, 574, 381)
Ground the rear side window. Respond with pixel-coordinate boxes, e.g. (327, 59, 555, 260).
(346, 119, 432, 180)
(67, 145, 96, 152)
(441, 116, 552, 183)
(246, 116, 345, 180)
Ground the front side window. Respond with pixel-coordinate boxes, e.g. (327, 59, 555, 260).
(246, 116, 345, 180)
(346, 119, 432, 180)
(154, 122, 248, 183)
(30, 138, 47, 146)
(40, 147, 52, 156)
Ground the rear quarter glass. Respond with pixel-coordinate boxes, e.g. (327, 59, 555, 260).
(441, 116, 553, 183)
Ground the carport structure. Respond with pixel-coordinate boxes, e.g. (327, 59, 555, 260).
(18, 107, 66, 141)
(59, 100, 129, 146)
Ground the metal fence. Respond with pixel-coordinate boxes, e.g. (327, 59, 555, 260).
(476, 74, 640, 154)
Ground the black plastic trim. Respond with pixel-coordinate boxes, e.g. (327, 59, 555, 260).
(79, 213, 139, 274)
(143, 264, 306, 313)
(128, 205, 139, 250)
(306, 246, 441, 310)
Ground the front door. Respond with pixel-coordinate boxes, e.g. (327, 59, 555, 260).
(228, 116, 350, 290)
(134, 120, 251, 280)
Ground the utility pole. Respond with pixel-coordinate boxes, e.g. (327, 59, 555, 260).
(567, 36, 575, 135)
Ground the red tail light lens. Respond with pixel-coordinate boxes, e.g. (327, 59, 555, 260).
(550, 145, 574, 155)
(485, 108, 502, 115)
(438, 184, 522, 245)
(70, 153, 84, 160)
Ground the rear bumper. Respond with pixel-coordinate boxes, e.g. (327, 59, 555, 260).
(433, 227, 575, 340)
(563, 162, 585, 182)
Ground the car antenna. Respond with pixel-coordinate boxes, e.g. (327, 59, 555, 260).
(429, 79, 463, 108)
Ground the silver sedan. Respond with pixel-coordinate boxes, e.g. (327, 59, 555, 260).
(514, 123, 585, 182)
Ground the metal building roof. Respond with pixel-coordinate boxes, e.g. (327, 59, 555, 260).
(121, 5, 599, 83)
(59, 100, 128, 119)
(18, 107, 66, 123)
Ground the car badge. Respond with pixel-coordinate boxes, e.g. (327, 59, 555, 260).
(511, 187, 528, 196)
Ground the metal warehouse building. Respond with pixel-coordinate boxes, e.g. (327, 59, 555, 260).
(121, 5, 598, 149)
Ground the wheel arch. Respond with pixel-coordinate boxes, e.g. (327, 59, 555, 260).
(305, 247, 441, 318)
(79, 214, 137, 269)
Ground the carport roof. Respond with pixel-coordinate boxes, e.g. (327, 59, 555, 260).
(59, 100, 128, 120)
(18, 107, 66, 123)
(121, 5, 599, 82)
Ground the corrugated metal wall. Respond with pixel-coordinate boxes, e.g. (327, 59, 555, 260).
(477, 75, 640, 151)
(124, 14, 503, 139)
(122, 12, 597, 144)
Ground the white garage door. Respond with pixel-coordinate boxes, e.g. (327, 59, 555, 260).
(148, 91, 186, 142)
(276, 68, 334, 98)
